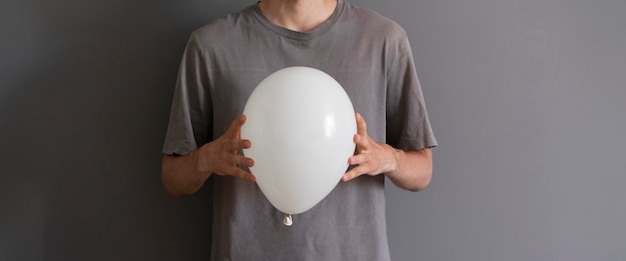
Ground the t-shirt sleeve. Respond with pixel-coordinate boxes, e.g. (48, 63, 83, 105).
(385, 33, 437, 151)
(162, 33, 212, 155)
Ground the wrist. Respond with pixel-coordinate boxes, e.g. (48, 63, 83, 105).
(384, 145, 402, 177)
(191, 149, 212, 177)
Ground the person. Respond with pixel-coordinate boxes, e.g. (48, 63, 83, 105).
(161, 0, 437, 260)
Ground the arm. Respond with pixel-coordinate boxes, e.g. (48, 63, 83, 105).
(383, 148, 432, 192)
(161, 115, 256, 197)
(342, 113, 433, 192)
(162, 152, 207, 198)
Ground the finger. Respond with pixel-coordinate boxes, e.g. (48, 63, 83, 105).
(232, 154, 254, 168)
(354, 133, 370, 149)
(225, 166, 256, 182)
(341, 172, 354, 182)
(342, 165, 368, 182)
(348, 153, 370, 165)
(355, 112, 368, 136)
(226, 138, 251, 151)
(224, 115, 247, 138)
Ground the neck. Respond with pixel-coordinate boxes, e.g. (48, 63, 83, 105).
(258, 0, 338, 32)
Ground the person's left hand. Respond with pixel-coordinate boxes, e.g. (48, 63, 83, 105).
(342, 113, 398, 182)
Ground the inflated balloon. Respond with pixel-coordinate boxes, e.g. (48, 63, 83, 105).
(241, 66, 356, 225)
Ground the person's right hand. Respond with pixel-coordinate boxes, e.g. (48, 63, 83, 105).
(195, 114, 256, 182)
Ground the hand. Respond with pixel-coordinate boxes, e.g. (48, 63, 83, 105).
(342, 113, 398, 182)
(195, 115, 256, 182)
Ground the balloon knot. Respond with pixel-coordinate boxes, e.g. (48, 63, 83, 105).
(283, 214, 293, 226)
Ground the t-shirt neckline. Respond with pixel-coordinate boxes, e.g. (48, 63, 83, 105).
(251, 0, 345, 41)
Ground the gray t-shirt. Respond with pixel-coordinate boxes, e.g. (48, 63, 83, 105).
(163, 1, 437, 260)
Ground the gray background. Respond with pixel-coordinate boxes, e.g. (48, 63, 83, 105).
(1, 0, 625, 260)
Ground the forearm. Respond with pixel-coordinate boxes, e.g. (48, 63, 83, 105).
(161, 152, 211, 198)
(385, 148, 432, 192)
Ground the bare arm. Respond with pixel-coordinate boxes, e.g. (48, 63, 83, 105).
(382, 148, 432, 192)
(161, 115, 255, 197)
(342, 113, 433, 192)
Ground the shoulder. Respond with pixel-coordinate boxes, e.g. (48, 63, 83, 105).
(340, 2, 408, 41)
(188, 5, 258, 50)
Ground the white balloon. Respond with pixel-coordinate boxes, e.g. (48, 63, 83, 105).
(241, 66, 356, 215)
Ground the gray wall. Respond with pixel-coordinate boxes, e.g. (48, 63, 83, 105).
(375, 1, 626, 260)
(1, 0, 625, 260)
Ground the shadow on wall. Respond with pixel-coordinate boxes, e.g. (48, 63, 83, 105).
(0, 1, 242, 260)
